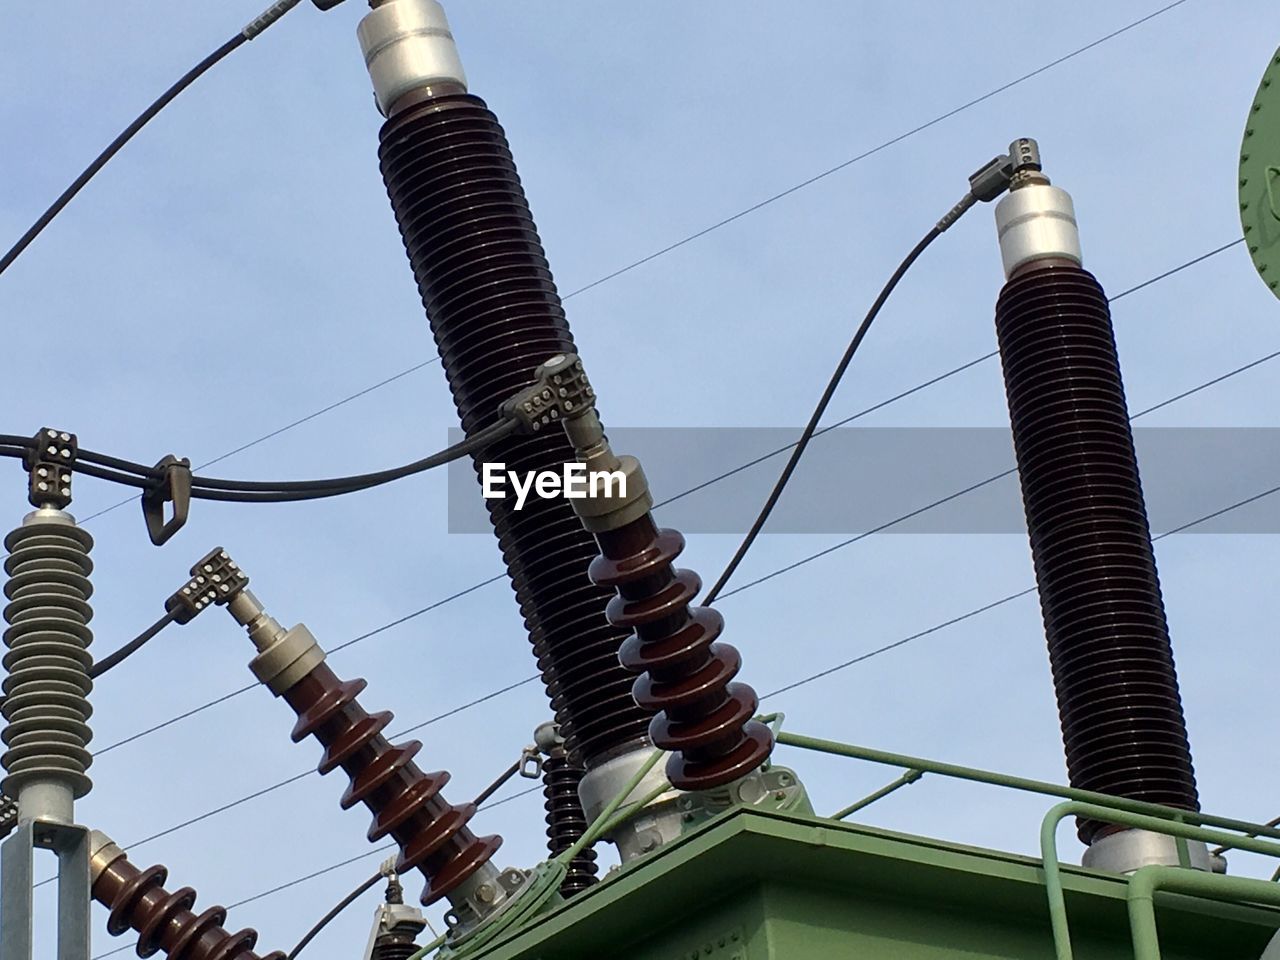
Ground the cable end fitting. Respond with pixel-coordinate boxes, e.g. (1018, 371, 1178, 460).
(992, 139, 1083, 278)
(935, 149, 1017, 233)
(508, 354, 653, 532)
(166, 547, 250, 624)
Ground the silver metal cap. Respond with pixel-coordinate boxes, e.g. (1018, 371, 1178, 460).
(357, 0, 467, 116)
(994, 183, 1082, 278)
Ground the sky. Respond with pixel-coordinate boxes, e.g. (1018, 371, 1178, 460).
(2, 0, 1279, 955)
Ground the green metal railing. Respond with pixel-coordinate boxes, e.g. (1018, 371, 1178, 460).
(770, 721, 1280, 960)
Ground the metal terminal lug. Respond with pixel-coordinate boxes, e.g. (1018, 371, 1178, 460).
(165, 547, 250, 624)
(1008, 136, 1045, 182)
(24, 427, 76, 509)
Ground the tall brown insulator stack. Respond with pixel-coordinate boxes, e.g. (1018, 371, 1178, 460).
(362, 0, 649, 775)
(201, 545, 500, 905)
(991, 142, 1199, 851)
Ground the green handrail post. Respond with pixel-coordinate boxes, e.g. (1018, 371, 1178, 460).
(1040, 802, 1280, 960)
(1128, 866, 1280, 960)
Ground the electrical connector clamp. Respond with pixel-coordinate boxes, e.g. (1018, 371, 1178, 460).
(500, 354, 596, 433)
(165, 547, 250, 624)
(24, 427, 76, 509)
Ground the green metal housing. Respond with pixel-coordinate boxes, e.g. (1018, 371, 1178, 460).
(468, 808, 1280, 960)
(1240, 46, 1280, 299)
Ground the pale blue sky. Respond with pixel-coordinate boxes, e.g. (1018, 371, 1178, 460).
(2, 0, 1279, 954)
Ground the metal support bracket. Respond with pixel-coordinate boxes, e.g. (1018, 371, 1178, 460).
(141, 455, 192, 546)
(0, 820, 91, 960)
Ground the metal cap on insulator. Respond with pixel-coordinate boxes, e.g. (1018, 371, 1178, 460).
(358, 0, 467, 116)
(993, 138, 1082, 278)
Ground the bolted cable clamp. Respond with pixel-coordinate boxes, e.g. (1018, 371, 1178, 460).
(500, 353, 596, 433)
(141, 454, 192, 546)
(25, 427, 76, 508)
(165, 547, 250, 624)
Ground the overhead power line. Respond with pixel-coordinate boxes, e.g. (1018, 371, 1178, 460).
(558, 0, 1192, 300)
(86, 339, 1278, 862)
(703, 219, 949, 605)
(86, 239, 1243, 763)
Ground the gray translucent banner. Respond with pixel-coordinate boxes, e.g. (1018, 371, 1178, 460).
(446, 428, 1280, 535)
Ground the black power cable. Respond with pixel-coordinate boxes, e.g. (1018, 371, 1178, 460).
(472, 760, 524, 809)
(88, 611, 180, 679)
(701, 223, 942, 605)
(182, 417, 518, 501)
(286, 870, 382, 960)
(0, 416, 517, 506)
(699, 160, 1017, 606)
(0, 0, 316, 280)
(9, 3, 1190, 523)
(0, 35, 244, 279)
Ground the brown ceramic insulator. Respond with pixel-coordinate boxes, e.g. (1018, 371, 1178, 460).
(377, 91, 650, 766)
(540, 748, 597, 896)
(995, 261, 1199, 843)
(592, 514, 772, 791)
(92, 852, 283, 960)
(281, 661, 500, 904)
